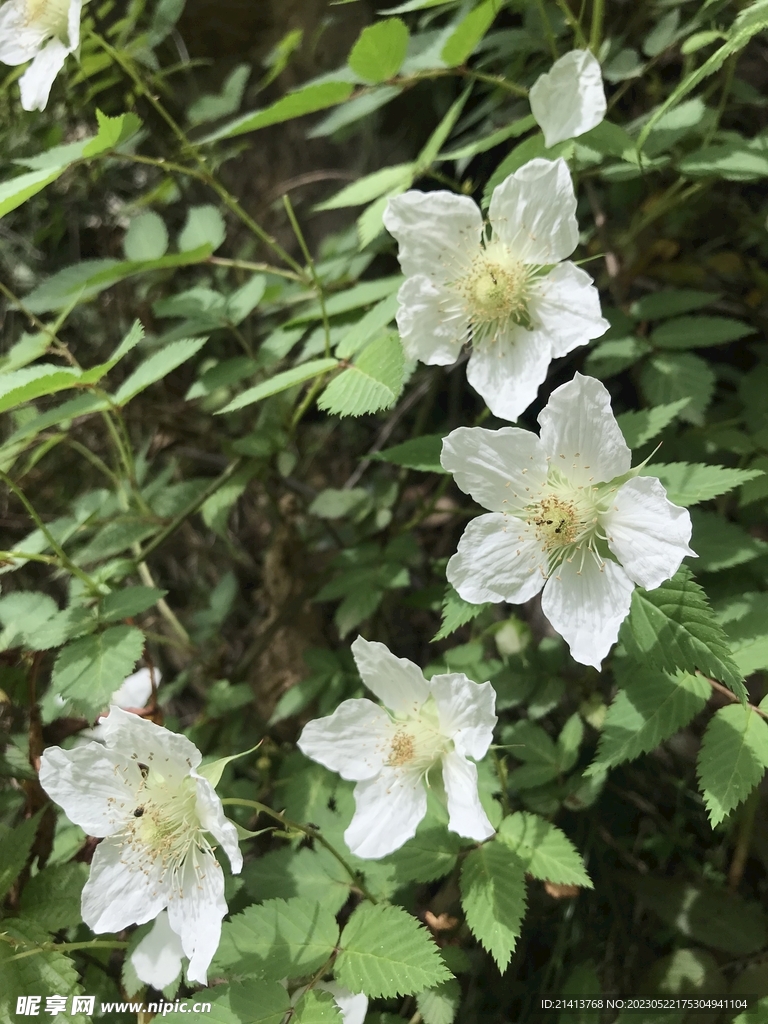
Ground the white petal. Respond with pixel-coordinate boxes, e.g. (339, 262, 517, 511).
(528, 262, 609, 358)
(345, 768, 427, 858)
(0, 3, 46, 63)
(466, 326, 553, 422)
(541, 556, 634, 669)
(193, 775, 243, 874)
(350, 637, 430, 716)
(130, 911, 184, 991)
(383, 190, 482, 282)
(395, 275, 468, 366)
(538, 372, 631, 486)
(441, 751, 494, 841)
(315, 984, 369, 1024)
(602, 476, 695, 590)
(441, 425, 548, 514)
(430, 674, 497, 760)
(488, 157, 578, 265)
(67, 0, 83, 49)
(19, 37, 69, 111)
(38, 743, 140, 837)
(100, 706, 202, 786)
(82, 837, 167, 932)
(166, 845, 227, 986)
(529, 49, 607, 148)
(298, 698, 393, 781)
(111, 667, 160, 710)
(446, 512, 546, 605)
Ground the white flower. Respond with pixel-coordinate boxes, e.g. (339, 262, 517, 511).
(383, 158, 609, 421)
(0, 0, 83, 111)
(442, 373, 695, 669)
(529, 49, 607, 148)
(130, 911, 184, 991)
(38, 707, 242, 985)
(292, 984, 368, 1024)
(298, 636, 497, 859)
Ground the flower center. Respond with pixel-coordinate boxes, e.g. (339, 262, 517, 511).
(385, 699, 449, 775)
(454, 243, 531, 340)
(523, 474, 607, 572)
(24, 0, 69, 33)
(126, 770, 204, 874)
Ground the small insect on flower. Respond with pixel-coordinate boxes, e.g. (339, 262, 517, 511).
(0, 0, 84, 110)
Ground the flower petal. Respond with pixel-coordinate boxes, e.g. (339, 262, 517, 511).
(350, 637, 430, 716)
(81, 836, 167, 933)
(38, 743, 140, 837)
(383, 190, 482, 283)
(67, 0, 83, 50)
(345, 767, 427, 858)
(193, 775, 243, 874)
(100, 706, 202, 786)
(111, 667, 160, 710)
(538, 372, 631, 486)
(430, 673, 497, 760)
(441, 751, 495, 841)
(19, 37, 69, 111)
(529, 49, 607, 148)
(166, 845, 227, 986)
(130, 911, 184, 991)
(441, 425, 548, 514)
(0, 3, 46, 63)
(529, 262, 609, 358)
(466, 325, 553, 422)
(316, 984, 369, 1024)
(541, 556, 634, 669)
(603, 476, 695, 589)
(488, 157, 578, 264)
(297, 697, 392, 781)
(447, 512, 546, 605)
(395, 275, 469, 366)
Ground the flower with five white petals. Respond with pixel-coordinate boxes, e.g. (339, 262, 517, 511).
(0, 0, 83, 111)
(442, 373, 695, 669)
(529, 49, 607, 148)
(38, 707, 242, 985)
(383, 158, 609, 421)
(298, 637, 497, 859)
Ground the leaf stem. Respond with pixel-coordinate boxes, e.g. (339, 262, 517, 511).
(589, 0, 605, 52)
(283, 194, 332, 359)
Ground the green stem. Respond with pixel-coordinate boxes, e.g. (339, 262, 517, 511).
(283, 194, 332, 358)
(208, 255, 302, 282)
(290, 373, 333, 434)
(222, 798, 379, 904)
(555, 0, 588, 48)
(589, 0, 604, 52)
(536, 0, 559, 60)
(4, 939, 127, 962)
(493, 749, 512, 817)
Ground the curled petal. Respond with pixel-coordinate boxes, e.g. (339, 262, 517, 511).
(350, 637, 430, 716)
(430, 673, 497, 760)
(19, 37, 69, 111)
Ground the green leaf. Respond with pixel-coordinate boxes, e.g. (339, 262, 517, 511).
(585, 336, 651, 380)
(460, 841, 527, 972)
(372, 434, 447, 474)
(100, 586, 167, 623)
(651, 315, 755, 349)
(213, 898, 339, 980)
(200, 81, 355, 143)
(498, 813, 592, 888)
(0, 812, 42, 900)
(314, 163, 415, 212)
(0, 591, 59, 649)
(112, 337, 208, 405)
(318, 333, 404, 417)
(19, 862, 88, 932)
(288, 276, 402, 325)
(642, 462, 764, 506)
(348, 18, 409, 83)
(417, 979, 462, 1024)
(0, 364, 82, 415)
(178, 205, 227, 252)
(620, 567, 746, 701)
(217, 358, 339, 414)
(417, 87, 472, 170)
(691, 509, 768, 573)
(292, 991, 342, 1024)
(441, 0, 500, 67)
(678, 139, 768, 180)
(382, 826, 461, 884)
(183, 980, 290, 1024)
(588, 669, 710, 773)
(123, 211, 169, 261)
(335, 902, 451, 998)
(640, 352, 715, 426)
(188, 64, 251, 126)
(630, 289, 721, 320)
(0, 167, 63, 220)
(616, 399, 689, 448)
(227, 276, 267, 324)
(241, 847, 352, 917)
(335, 294, 399, 358)
(433, 585, 490, 642)
(0, 919, 87, 1016)
(697, 703, 768, 825)
(51, 625, 145, 716)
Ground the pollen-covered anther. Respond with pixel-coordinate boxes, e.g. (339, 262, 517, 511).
(387, 729, 416, 767)
(457, 250, 530, 329)
(529, 495, 587, 550)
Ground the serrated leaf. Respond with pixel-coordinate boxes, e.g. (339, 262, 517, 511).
(293, 991, 342, 1024)
(217, 358, 339, 414)
(651, 315, 755, 350)
(697, 703, 768, 825)
(100, 586, 166, 623)
(620, 567, 746, 701)
(588, 670, 709, 774)
(241, 847, 351, 917)
(640, 352, 715, 426)
(51, 625, 144, 716)
(19, 862, 88, 932)
(0, 812, 42, 900)
(441, 0, 500, 66)
(112, 337, 208, 405)
(335, 902, 450, 998)
(417, 979, 461, 1024)
(691, 509, 768, 573)
(315, 163, 415, 212)
(200, 81, 354, 143)
(318, 333, 404, 417)
(348, 18, 409, 83)
(460, 841, 527, 972)
(0, 364, 82, 414)
(433, 585, 490, 642)
(616, 399, 689, 448)
(123, 211, 169, 261)
(372, 434, 447, 474)
(498, 813, 592, 888)
(213, 898, 339, 980)
(382, 826, 461, 884)
(0, 591, 59, 650)
(643, 462, 764, 506)
(630, 289, 721, 320)
(0, 919, 87, 1018)
(182, 980, 290, 1024)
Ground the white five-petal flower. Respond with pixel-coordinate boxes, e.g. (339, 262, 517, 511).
(442, 373, 695, 669)
(0, 0, 83, 110)
(130, 910, 185, 991)
(383, 158, 609, 421)
(298, 637, 497, 859)
(38, 707, 243, 985)
(529, 49, 607, 148)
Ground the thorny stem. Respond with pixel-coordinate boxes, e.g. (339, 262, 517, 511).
(283, 194, 332, 359)
(0, 280, 80, 369)
(221, 798, 379, 904)
(1, 936, 128, 962)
